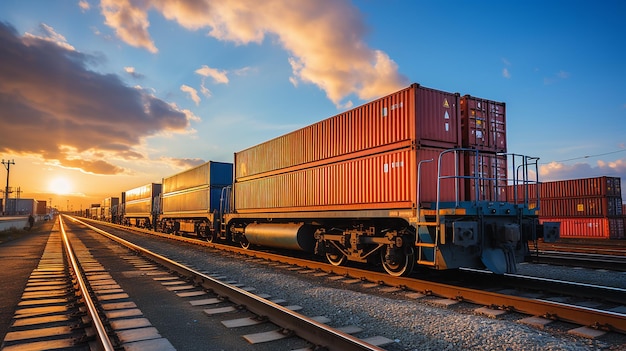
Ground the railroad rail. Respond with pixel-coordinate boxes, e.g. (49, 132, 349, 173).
(83, 217, 626, 337)
(67, 215, 390, 351)
(531, 250, 626, 271)
(2, 216, 116, 350)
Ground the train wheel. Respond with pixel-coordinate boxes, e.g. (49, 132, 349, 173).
(205, 233, 215, 243)
(240, 238, 251, 249)
(326, 251, 346, 266)
(381, 246, 415, 277)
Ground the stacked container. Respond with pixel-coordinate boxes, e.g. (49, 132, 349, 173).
(460, 95, 508, 201)
(234, 83, 473, 213)
(535, 176, 624, 239)
(101, 197, 119, 222)
(124, 183, 162, 227)
(161, 161, 233, 216)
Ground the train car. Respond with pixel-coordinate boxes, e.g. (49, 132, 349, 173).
(101, 197, 119, 222)
(221, 83, 559, 276)
(88, 204, 101, 220)
(124, 183, 162, 229)
(160, 161, 233, 239)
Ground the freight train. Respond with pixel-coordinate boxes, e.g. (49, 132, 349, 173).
(93, 83, 560, 276)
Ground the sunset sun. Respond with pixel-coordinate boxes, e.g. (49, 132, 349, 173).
(49, 177, 73, 195)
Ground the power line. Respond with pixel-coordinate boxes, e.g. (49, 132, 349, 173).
(542, 149, 626, 164)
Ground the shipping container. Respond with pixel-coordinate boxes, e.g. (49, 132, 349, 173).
(125, 183, 161, 218)
(101, 197, 119, 222)
(539, 176, 621, 199)
(36, 200, 47, 215)
(162, 161, 232, 194)
(235, 146, 472, 213)
(5, 198, 37, 215)
(161, 161, 233, 216)
(538, 196, 622, 217)
(236, 83, 461, 180)
(460, 95, 506, 152)
(464, 153, 507, 201)
(541, 217, 624, 239)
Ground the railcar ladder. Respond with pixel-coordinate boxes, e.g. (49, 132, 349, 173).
(218, 185, 232, 234)
(415, 216, 438, 267)
(414, 158, 439, 267)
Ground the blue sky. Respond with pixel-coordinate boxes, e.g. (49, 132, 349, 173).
(0, 0, 624, 210)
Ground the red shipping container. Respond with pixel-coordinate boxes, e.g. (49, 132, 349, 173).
(539, 176, 621, 199)
(541, 217, 625, 239)
(460, 95, 506, 152)
(234, 146, 465, 214)
(464, 153, 507, 201)
(539, 196, 622, 217)
(236, 84, 461, 180)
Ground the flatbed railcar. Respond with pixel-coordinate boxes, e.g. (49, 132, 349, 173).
(113, 83, 559, 276)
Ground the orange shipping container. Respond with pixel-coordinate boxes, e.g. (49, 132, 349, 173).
(540, 217, 624, 239)
(236, 84, 461, 180)
(234, 147, 465, 213)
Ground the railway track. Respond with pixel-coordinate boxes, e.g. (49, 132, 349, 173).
(3, 216, 399, 350)
(83, 218, 626, 341)
(2, 216, 121, 350)
(530, 250, 626, 271)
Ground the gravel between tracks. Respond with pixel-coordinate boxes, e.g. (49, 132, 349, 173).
(126, 235, 626, 351)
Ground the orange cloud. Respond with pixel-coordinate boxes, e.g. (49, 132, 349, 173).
(100, 0, 409, 107)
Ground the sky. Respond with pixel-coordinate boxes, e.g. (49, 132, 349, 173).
(0, 0, 624, 212)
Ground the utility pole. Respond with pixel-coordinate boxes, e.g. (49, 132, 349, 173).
(2, 159, 15, 216)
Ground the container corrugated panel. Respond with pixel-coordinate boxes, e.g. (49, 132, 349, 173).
(539, 176, 621, 199)
(460, 96, 506, 152)
(125, 183, 162, 202)
(236, 84, 460, 180)
(235, 147, 462, 213)
(124, 200, 152, 214)
(163, 161, 233, 193)
(162, 187, 224, 214)
(124, 183, 161, 216)
(538, 196, 622, 217)
(464, 153, 507, 201)
(540, 217, 624, 239)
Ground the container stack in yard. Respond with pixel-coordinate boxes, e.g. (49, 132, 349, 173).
(529, 176, 624, 239)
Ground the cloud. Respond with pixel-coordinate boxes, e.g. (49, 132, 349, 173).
(159, 156, 206, 170)
(124, 66, 144, 79)
(99, 0, 408, 107)
(0, 22, 192, 175)
(195, 65, 229, 84)
(24, 23, 75, 51)
(79, 0, 90, 11)
(180, 84, 201, 105)
(501, 58, 511, 79)
(540, 159, 626, 182)
(100, 0, 158, 53)
(502, 68, 511, 79)
(544, 70, 570, 85)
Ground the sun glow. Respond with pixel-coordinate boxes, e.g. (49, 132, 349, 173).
(49, 177, 72, 195)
